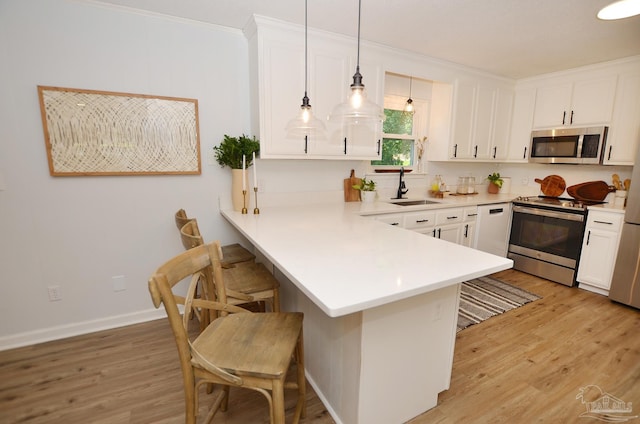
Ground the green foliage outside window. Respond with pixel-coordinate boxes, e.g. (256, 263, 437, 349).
(371, 109, 415, 166)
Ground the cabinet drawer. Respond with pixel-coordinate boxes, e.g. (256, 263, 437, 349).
(375, 214, 404, 227)
(403, 211, 436, 230)
(435, 208, 464, 225)
(463, 206, 478, 222)
(586, 211, 623, 232)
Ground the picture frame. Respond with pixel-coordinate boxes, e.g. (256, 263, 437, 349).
(37, 86, 201, 176)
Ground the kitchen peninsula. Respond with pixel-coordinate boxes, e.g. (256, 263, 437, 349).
(221, 202, 512, 424)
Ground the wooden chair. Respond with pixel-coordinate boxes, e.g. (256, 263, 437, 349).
(175, 209, 255, 268)
(180, 219, 281, 313)
(148, 242, 306, 424)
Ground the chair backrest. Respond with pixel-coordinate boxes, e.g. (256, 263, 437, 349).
(175, 208, 192, 231)
(180, 220, 204, 250)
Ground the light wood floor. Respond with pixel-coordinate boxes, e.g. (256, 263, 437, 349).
(1, 269, 638, 423)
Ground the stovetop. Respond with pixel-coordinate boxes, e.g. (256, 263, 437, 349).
(513, 195, 605, 212)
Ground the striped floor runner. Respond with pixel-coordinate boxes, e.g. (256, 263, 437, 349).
(457, 276, 541, 332)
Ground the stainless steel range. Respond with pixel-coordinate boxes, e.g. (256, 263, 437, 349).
(508, 196, 602, 286)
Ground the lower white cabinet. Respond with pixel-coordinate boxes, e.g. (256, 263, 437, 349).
(461, 207, 478, 248)
(577, 210, 624, 295)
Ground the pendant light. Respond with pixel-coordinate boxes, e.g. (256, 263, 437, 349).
(404, 77, 414, 114)
(286, 0, 326, 139)
(597, 0, 640, 19)
(329, 0, 384, 124)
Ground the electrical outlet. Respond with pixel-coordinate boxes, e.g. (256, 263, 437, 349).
(112, 275, 126, 292)
(48, 285, 62, 301)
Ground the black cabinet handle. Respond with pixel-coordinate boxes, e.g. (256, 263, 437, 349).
(437, 228, 441, 238)
(493, 146, 497, 159)
(523, 146, 527, 159)
(447, 216, 458, 220)
(562, 111, 566, 125)
(304, 135, 308, 154)
(594, 220, 613, 225)
(586, 230, 591, 245)
(432, 229, 437, 237)
(570, 110, 574, 125)
(416, 219, 430, 223)
(474, 145, 478, 158)
(608, 145, 613, 161)
(453, 144, 458, 158)
(464, 224, 469, 238)
(344, 137, 347, 155)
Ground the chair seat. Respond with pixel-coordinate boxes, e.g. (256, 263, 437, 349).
(221, 243, 256, 266)
(223, 261, 280, 294)
(193, 312, 303, 379)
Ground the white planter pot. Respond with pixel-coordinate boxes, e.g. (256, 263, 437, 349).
(361, 191, 377, 203)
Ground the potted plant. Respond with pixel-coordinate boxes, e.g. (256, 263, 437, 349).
(487, 172, 504, 194)
(213, 134, 260, 211)
(353, 178, 377, 203)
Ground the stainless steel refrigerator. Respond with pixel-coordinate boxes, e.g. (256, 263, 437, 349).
(609, 150, 640, 308)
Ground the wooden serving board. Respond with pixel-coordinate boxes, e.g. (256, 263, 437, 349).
(534, 175, 566, 197)
(567, 181, 616, 202)
(344, 169, 361, 202)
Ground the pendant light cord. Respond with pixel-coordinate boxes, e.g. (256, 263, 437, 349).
(356, 0, 361, 69)
(304, 0, 308, 97)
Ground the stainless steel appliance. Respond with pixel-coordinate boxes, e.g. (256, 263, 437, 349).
(609, 151, 640, 308)
(508, 196, 595, 286)
(529, 126, 608, 164)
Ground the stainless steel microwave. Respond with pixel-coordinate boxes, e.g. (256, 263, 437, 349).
(529, 126, 608, 164)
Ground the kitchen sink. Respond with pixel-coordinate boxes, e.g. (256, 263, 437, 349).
(390, 199, 441, 206)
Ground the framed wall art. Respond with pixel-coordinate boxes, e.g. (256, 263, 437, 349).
(37, 86, 201, 176)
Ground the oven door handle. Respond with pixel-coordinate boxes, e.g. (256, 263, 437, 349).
(512, 205, 585, 222)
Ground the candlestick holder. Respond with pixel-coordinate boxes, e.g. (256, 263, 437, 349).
(253, 186, 260, 214)
(241, 190, 248, 214)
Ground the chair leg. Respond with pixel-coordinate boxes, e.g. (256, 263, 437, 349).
(296, 329, 306, 420)
(272, 288, 280, 312)
(271, 378, 286, 424)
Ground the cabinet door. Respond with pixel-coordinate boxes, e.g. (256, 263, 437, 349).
(604, 72, 640, 165)
(577, 228, 619, 290)
(570, 76, 617, 126)
(489, 88, 514, 161)
(450, 80, 476, 159)
(374, 214, 404, 227)
(472, 85, 496, 160)
(506, 87, 535, 162)
(461, 222, 476, 248)
(437, 224, 462, 244)
(532, 82, 573, 128)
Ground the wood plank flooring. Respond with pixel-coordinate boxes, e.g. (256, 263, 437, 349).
(0, 269, 638, 423)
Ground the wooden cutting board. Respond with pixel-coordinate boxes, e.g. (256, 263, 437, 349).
(344, 169, 361, 202)
(567, 181, 616, 202)
(534, 175, 566, 197)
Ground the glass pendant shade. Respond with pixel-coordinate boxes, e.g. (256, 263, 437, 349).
(404, 77, 414, 113)
(286, 94, 327, 138)
(597, 0, 640, 19)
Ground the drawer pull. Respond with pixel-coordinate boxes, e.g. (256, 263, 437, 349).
(447, 216, 458, 220)
(416, 219, 430, 223)
(390, 222, 400, 226)
(593, 220, 613, 225)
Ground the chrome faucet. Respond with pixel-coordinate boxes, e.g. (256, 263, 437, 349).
(395, 167, 409, 199)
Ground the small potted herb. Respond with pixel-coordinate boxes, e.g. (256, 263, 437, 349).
(487, 172, 504, 194)
(353, 178, 377, 202)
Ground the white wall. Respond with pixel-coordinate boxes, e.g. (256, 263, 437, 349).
(0, 0, 366, 350)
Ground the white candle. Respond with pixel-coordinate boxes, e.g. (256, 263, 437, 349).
(242, 155, 246, 191)
(253, 152, 257, 188)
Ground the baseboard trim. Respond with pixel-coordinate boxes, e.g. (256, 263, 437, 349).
(0, 308, 168, 352)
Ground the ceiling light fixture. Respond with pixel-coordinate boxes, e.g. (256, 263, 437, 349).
(286, 0, 326, 139)
(329, 0, 384, 124)
(597, 0, 640, 19)
(404, 77, 414, 113)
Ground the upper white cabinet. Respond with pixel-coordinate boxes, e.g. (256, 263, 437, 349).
(532, 75, 617, 129)
(603, 71, 640, 165)
(446, 79, 514, 161)
(506, 87, 536, 162)
(245, 17, 383, 160)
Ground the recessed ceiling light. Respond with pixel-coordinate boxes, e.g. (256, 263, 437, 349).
(597, 0, 640, 20)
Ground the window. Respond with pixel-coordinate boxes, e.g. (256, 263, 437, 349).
(372, 95, 426, 168)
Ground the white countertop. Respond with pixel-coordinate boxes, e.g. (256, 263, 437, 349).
(221, 201, 513, 317)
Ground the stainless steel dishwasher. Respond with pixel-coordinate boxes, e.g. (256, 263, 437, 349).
(474, 203, 512, 257)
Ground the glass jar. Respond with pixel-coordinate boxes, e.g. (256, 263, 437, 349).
(467, 176, 476, 194)
(457, 177, 468, 194)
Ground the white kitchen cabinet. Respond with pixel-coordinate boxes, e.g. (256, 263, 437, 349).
(432, 208, 464, 243)
(577, 210, 624, 295)
(449, 80, 513, 161)
(603, 71, 640, 165)
(245, 16, 382, 160)
(374, 213, 404, 227)
(403, 210, 436, 235)
(532, 75, 617, 129)
(461, 207, 478, 248)
(506, 87, 535, 162)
